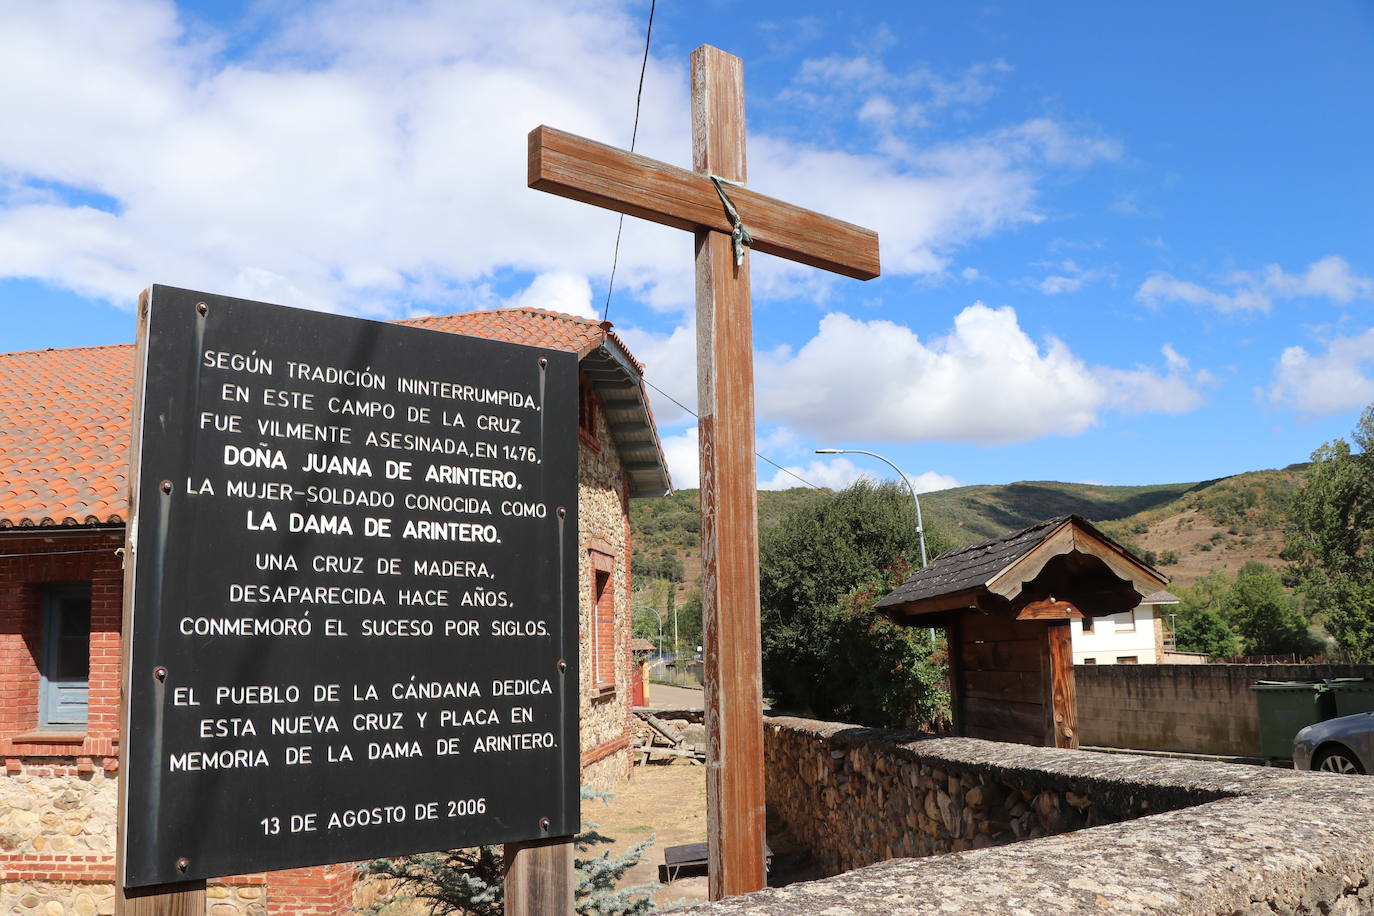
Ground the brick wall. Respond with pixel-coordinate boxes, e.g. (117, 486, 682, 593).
(1, 532, 125, 759)
(1077, 662, 1374, 756)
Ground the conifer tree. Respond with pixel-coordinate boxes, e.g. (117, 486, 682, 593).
(362, 789, 656, 915)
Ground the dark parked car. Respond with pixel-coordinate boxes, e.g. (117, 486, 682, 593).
(1293, 712, 1374, 774)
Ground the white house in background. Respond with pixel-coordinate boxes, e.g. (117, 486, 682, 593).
(1071, 590, 1185, 665)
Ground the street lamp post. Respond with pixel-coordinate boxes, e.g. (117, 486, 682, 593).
(815, 448, 929, 568)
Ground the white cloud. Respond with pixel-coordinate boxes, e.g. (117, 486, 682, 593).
(761, 457, 866, 491)
(907, 471, 961, 494)
(1253, 256, 1374, 304)
(0, 0, 693, 314)
(1031, 259, 1111, 295)
(507, 272, 595, 320)
(1137, 256, 1373, 314)
(759, 459, 960, 494)
(660, 426, 699, 491)
(1267, 328, 1374, 415)
(615, 321, 697, 426)
(1137, 273, 1271, 313)
(755, 305, 1206, 444)
(0, 1, 1128, 319)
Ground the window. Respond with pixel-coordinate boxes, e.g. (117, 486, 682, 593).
(1117, 656, 1139, 665)
(1081, 617, 1095, 634)
(591, 562, 616, 691)
(40, 583, 91, 729)
(1114, 610, 1136, 633)
(1083, 658, 1097, 665)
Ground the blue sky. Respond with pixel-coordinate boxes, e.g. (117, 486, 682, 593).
(3, 1, 1372, 494)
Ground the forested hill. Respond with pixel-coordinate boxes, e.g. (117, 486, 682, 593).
(630, 465, 1310, 590)
(918, 479, 1211, 545)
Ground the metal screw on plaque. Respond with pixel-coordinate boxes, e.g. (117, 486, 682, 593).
(556, 506, 566, 519)
(539, 817, 550, 833)
(538, 357, 547, 368)
(160, 480, 173, 495)
(176, 857, 190, 872)
(557, 658, 567, 674)
(196, 301, 208, 316)
(153, 667, 167, 682)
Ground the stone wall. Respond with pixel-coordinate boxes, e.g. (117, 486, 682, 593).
(0, 759, 117, 857)
(575, 385, 635, 790)
(676, 715, 1374, 915)
(1077, 663, 1374, 756)
(762, 717, 1219, 877)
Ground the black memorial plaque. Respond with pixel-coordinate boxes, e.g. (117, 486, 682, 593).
(122, 285, 579, 886)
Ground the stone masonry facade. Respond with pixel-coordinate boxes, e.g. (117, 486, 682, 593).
(575, 381, 637, 791)
(676, 715, 1374, 915)
(1, 386, 639, 912)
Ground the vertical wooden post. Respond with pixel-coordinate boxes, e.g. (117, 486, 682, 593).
(1045, 622, 1078, 749)
(116, 290, 207, 915)
(692, 45, 767, 900)
(504, 837, 574, 916)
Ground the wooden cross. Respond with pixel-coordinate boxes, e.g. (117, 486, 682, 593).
(529, 44, 880, 900)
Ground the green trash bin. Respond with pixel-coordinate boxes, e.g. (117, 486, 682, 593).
(1250, 681, 1336, 759)
(1324, 678, 1374, 718)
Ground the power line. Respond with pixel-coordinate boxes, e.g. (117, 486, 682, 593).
(602, 0, 657, 323)
(601, 8, 820, 494)
(640, 377, 826, 491)
(0, 547, 122, 559)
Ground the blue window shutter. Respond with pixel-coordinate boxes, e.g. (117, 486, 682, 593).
(39, 583, 91, 729)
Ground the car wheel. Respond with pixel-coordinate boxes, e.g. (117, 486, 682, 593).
(1315, 746, 1366, 775)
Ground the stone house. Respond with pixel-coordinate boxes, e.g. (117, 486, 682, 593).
(0, 306, 670, 915)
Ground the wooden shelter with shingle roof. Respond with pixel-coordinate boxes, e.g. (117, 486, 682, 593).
(876, 515, 1168, 748)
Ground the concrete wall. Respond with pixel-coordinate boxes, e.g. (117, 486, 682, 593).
(1077, 663, 1374, 757)
(677, 715, 1374, 915)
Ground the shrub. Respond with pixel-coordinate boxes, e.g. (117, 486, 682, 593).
(361, 789, 656, 915)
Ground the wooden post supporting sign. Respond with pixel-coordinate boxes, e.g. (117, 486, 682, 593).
(530, 44, 880, 898)
(116, 291, 207, 915)
(504, 837, 574, 916)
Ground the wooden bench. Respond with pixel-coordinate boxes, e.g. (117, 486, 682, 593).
(660, 842, 772, 883)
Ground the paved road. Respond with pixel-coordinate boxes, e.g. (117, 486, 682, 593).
(647, 682, 704, 710)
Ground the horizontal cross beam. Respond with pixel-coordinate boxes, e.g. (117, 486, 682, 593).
(528, 126, 880, 281)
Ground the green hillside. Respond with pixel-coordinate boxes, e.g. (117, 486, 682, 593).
(917, 479, 1212, 546)
(630, 466, 1310, 591)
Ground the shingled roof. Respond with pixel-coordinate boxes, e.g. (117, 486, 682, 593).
(874, 514, 1168, 618)
(0, 307, 669, 529)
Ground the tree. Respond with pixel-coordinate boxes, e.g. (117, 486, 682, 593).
(1172, 567, 1243, 658)
(1174, 604, 1242, 659)
(1285, 405, 1374, 660)
(813, 559, 949, 728)
(758, 480, 954, 722)
(361, 789, 655, 915)
(673, 588, 703, 655)
(1222, 561, 1316, 656)
(632, 603, 664, 649)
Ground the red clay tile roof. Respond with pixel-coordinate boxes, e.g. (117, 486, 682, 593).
(0, 307, 662, 529)
(399, 308, 644, 372)
(0, 344, 136, 528)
